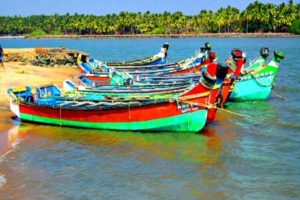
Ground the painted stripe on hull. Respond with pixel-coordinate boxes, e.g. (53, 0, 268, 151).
(20, 109, 207, 132)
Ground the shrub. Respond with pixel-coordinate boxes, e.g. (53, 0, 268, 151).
(29, 29, 46, 37)
(289, 19, 300, 35)
(50, 30, 61, 35)
(151, 27, 166, 34)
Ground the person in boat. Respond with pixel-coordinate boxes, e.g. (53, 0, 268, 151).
(0, 45, 4, 68)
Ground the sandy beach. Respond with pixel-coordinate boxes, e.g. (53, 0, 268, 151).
(0, 47, 87, 110)
(0, 62, 79, 117)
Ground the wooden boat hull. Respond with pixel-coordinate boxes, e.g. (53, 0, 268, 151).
(229, 71, 275, 101)
(81, 63, 202, 85)
(229, 63, 279, 101)
(106, 43, 169, 66)
(12, 100, 208, 133)
(107, 53, 166, 67)
(205, 79, 233, 123)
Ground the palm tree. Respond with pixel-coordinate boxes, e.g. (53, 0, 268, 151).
(241, 9, 253, 33)
(215, 8, 226, 33)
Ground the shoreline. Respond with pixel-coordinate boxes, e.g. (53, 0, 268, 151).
(0, 32, 299, 39)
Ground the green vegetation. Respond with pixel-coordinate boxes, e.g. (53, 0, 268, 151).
(29, 28, 46, 37)
(0, 1, 299, 36)
(289, 19, 300, 34)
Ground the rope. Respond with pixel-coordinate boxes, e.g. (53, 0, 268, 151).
(249, 73, 273, 88)
(180, 98, 292, 128)
(218, 107, 256, 119)
(271, 90, 285, 100)
(219, 107, 300, 129)
(179, 99, 216, 109)
(190, 57, 198, 72)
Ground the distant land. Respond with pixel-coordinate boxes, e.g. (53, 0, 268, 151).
(21, 33, 299, 39)
(0, 1, 299, 37)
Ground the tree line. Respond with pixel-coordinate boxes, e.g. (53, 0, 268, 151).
(0, 0, 299, 36)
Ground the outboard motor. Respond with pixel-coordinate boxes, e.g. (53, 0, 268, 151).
(200, 42, 212, 52)
(216, 63, 229, 82)
(200, 70, 217, 88)
(163, 42, 169, 58)
(260, 47, 270, 59)
(205, 42, 212, 51)
(242, 52, 247, 64)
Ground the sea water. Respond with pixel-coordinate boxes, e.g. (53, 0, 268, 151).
(0, 37, 299, 200)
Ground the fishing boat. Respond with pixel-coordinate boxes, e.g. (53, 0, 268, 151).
(7, 48, 245, 130)
(79, 64, 203, 85)
(98, 42, 211, 69)
(228, 50, 284, 101)
(245, 47, 269, 71)
(69, 48, 245, 123)
(203, 49, 245, 123)
(63, 78, 192, 98)
(7, 80, 213, 133)
(79, 50, 215, 86)
(78, 42, 213, 85)
(105, 43, 169, 66)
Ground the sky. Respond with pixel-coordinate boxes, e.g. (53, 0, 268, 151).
(0, 0, 298, 16)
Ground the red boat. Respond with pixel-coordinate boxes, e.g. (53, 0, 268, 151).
(8, 70, 217, 132)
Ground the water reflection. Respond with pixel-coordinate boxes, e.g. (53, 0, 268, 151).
(2, 100, 270, 200)
(0, 125, 20, 157)
(0, 123, 231, 199)
(1, 120, 230, 166)
(14, 123, 227, 164)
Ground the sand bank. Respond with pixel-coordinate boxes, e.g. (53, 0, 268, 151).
(0, 62, 79, 107)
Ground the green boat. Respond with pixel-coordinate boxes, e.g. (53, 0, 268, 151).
(228, 50, 284, 101)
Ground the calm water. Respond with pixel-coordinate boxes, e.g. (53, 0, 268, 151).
(0, 38, 300, 200)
